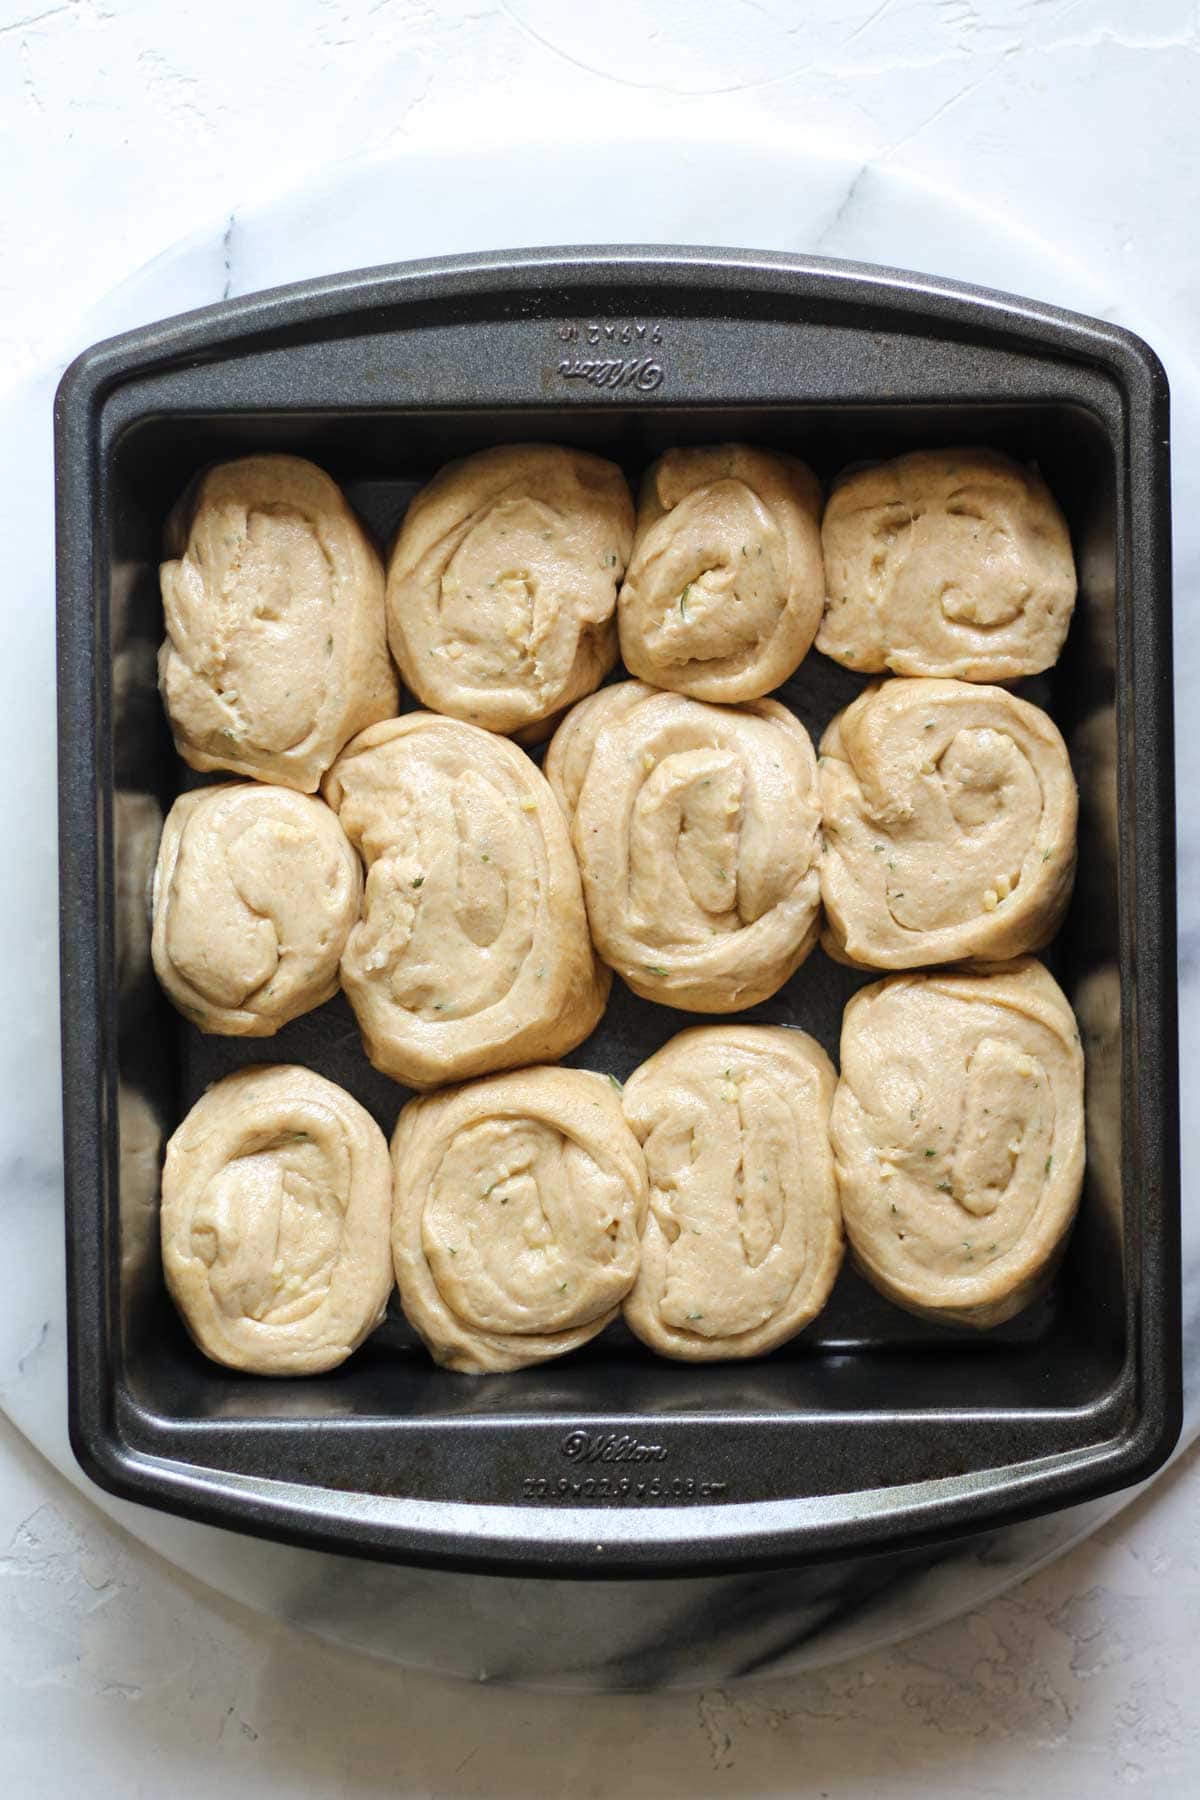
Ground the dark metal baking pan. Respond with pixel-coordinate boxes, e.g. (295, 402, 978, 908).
(55, 246, 1181, 1575)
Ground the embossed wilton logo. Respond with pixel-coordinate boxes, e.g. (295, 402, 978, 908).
(557, 355, 663, 392)
(555, 320, 665, 392)
(560, 1430, 669, 1464)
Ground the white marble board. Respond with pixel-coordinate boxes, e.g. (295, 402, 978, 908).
(2, 138, 1197, 1690)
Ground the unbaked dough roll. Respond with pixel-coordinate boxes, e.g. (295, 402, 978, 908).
(323, 714, 609, 1088)
(622, 1026, 843, 1360)
(151, 783, 361, 1036)
(162, 1065, 394, 1375)
(618, 445, 824, 701)
(817, 447, 1076, 680)
(831, 959, 1085, 1328)
(819, 678, 1076, 969)
(159, 455, 398, 791)
(391, 1066, 648, 1373)
(386, 444, 634, 740)
(571, 688, 822, 1011)
(543, 679, 657, 821)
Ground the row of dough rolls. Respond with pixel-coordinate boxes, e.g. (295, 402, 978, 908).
(161, 1062, 650, 1376)
(161, 958, 1083, 1374)
(151, 712, 608, 1084)
(157, 445, 1075, 798)
(543, 672, 1076, 999)
(149, 674, 1078, 1060)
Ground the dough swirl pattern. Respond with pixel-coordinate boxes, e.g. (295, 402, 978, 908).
(391, 1067, 648, 1373)
(324, 714, 609, 1087)
(819, 678, 1076, 969)
(817, 447, 1076, 680)
(565, 687, 822, 1011)
(386, 444, 634, 740)
(152, 783, 361, 1035)
(618, 445, 824, 700)
(162, 1065, 394, 1374)
(159, 455, 398, 791)
(622, 1026, 843, 1360)
(831, 959, 1085, 1328)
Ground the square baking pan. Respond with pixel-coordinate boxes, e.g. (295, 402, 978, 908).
(55, 247, 1181, 1576)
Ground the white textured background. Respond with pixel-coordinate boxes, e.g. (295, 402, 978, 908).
(3, 1, 1199, 1793)
(2, 1418, 1197, 1794)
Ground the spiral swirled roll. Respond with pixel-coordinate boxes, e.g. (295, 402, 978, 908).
(162, 1065, 394, 1374)
(817, 448, 1076, 680)
(386, 445, 634, 741)
(159, 456, 398, 791)
(566, 687, 822, 1011)
(617, 445, 824, 701)
(151, 783, 361, 1035)
(323, 714, 609, 1088)
(831, 959, 1085, 1328)
(819, 678, 1076, 969)
(622, 1026, 843, 1360)
(391, 1067, 648, 1373)
(542, 679, 656, 821)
